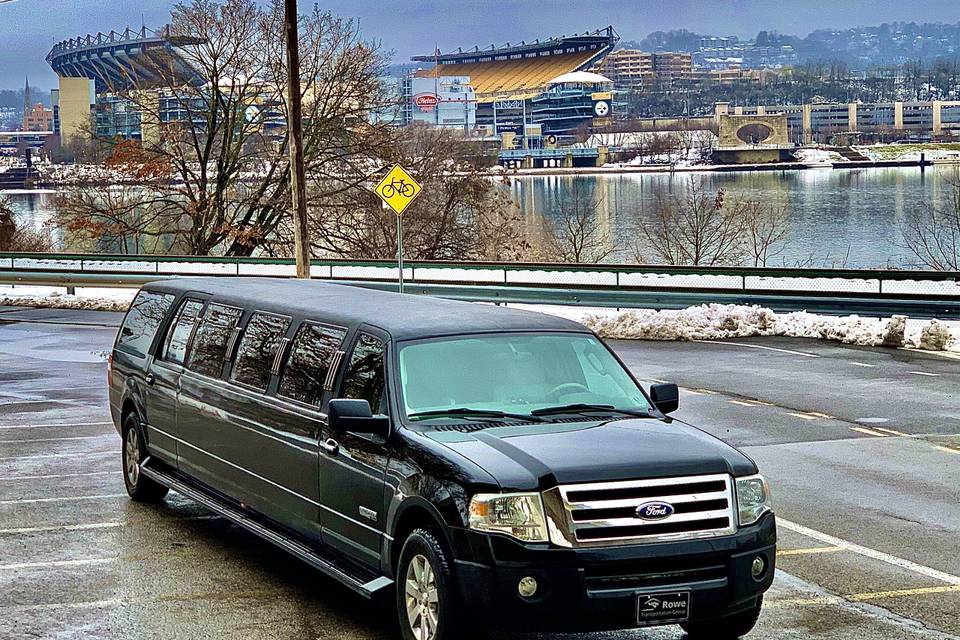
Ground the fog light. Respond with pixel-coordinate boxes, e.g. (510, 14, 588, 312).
(751, 555, 767, 580)
(518, 576, 538, 598)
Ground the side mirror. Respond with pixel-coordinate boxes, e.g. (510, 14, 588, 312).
(328, 399, 390, 439)
(649, 383, 679, 415)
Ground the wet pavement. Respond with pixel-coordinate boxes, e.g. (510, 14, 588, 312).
(0, 307, 958, 640)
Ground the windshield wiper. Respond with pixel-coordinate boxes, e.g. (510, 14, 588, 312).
(407, 408, 546, 423)
(531, 403, 655, 418)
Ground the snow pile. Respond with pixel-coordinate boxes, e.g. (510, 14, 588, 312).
(0, 290, 134, 312)
(581, 304, 958, 351)
(793, 148, 844, 164)
(919, 319, 956, 351)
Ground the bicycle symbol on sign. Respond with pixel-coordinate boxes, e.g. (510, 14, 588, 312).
(380, 177, 417, 199)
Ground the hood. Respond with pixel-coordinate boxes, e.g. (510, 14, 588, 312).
(423, 418, 757, 491)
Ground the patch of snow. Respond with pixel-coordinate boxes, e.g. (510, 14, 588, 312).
(793, 148, 844, 164)
(0, 287, 135, 312)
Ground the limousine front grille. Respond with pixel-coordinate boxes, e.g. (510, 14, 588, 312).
(543, 474, 737, 547)
(583, 555, 729, 592)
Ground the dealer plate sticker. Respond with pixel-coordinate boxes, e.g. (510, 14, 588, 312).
(637, 591, 690, 625)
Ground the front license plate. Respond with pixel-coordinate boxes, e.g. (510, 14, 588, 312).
(637, 591, 690, 626)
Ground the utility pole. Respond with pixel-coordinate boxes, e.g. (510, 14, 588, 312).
(284, 0, 311, 279)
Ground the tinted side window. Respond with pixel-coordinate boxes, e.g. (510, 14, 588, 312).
(231, 312, 292, 392)
(187, 304, 243, 378)
(116, 291, 175, 357)
(277, 323, 346, 406)
(340, 333, 386, 414)
(163, 299, 205, 365)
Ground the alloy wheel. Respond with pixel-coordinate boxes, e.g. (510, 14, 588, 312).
(125, 427, 140, 486)
(404, 553, 439, 640)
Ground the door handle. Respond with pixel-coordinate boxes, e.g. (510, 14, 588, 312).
(144, 373, 155, 386)
(320, 438, 339, 455)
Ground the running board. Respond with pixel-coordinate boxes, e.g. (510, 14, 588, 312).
(139, 457, 393, 598)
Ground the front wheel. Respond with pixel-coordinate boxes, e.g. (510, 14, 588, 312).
(395, 529, 484, 640)
(121, 413, 168, 503)
(681, 596, 763, 639)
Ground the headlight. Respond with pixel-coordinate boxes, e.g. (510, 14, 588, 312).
(736, 474, 773, 527)
(469, 493, 548, 542)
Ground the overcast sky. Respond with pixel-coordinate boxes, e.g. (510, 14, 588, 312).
(3, 0, 960, 90)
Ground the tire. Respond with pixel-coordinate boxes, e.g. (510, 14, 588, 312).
(395, 528, 484, 640)
(681, 596, 763, 639)
(121, 412, 168, 503)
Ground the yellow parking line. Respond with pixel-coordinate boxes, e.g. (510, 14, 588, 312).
(848, 585, 960, 601)
(933, 446, 960, 455)
(850, 427, 889, 438)
(805, 411, 834, 419)
(777, 546, 843, 557)
(729, 400, 758, 407)
(871, 427, 910, 437)
(787, 412, 819, 421)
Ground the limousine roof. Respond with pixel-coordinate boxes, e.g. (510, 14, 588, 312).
(146, 277, 587, 340)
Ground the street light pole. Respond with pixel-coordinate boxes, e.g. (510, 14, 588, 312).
(284, 0, 311, 279)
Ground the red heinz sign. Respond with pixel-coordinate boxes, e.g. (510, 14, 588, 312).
(414, 93, 439, 112)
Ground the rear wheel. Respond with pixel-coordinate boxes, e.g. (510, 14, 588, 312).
(121, 413, 168, 502)
(395, 528, 484, 640)
(681, 596, 763, 639)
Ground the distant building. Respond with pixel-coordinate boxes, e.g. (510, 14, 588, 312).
(23, 103, 54, 132)
(595, 50, 692, 90)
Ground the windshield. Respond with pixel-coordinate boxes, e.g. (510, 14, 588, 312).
(398, 333, 649, 422)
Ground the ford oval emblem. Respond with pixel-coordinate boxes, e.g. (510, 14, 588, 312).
(636, 501, 674, 521)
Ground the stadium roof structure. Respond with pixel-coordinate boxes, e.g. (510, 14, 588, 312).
(412, 26, 618, 104)
(47, 25, 204, 93)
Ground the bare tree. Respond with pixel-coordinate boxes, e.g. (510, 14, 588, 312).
(634, 177, 746, 266)
(305, 126, 535, 261)
(737, 198, 791, 266)
(0, 197, 52, 252)
(54, 0, 396, 257)
(545, 180, 614, 263)
(901, 168, 960, 270)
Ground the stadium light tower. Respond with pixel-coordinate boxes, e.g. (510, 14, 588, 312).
(284, 0, 311, 279)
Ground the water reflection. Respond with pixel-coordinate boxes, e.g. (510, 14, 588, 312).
(4, 165, 956, 267)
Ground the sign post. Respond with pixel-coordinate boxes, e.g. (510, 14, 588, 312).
(372, 165, 423, 294)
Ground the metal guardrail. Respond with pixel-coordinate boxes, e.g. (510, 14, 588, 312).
(1, 252, 958, 319)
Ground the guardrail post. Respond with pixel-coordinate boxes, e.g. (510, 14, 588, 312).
(878, 276, 883, 295)
(742, 274, 747, 292)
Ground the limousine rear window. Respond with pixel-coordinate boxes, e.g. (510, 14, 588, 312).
(187, 304, 243, 378)
(163, 299, 205, 365)
(277, 323, 347, 406)
(116, 291, 175, 358)
(230, 312, 292, 392)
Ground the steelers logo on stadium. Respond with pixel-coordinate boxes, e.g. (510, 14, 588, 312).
(594, 100, 610, 117)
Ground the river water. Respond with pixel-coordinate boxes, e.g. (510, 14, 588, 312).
(4, 165, 958, 267)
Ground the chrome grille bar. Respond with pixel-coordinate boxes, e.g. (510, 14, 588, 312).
(543, 473, 737, 548)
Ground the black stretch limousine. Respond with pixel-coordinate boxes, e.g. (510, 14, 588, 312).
(108, 278, 776, 640)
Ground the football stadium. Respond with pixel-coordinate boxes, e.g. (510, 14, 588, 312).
(410, 27, 619, 145)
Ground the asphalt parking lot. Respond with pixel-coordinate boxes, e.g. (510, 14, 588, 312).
(0, 306, 958, 640)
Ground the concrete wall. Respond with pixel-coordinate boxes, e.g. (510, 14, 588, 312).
(57, 77, 94, 144)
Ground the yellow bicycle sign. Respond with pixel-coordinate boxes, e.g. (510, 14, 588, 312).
(374, 165, 423, 216)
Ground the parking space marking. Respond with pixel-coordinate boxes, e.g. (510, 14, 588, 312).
(698, 340, 821, 358)
(0, 557, 117, 571)
(729, 400, 759, 407)
(0, 470, 118, 481)
(777, 546, 844, 557)
(0, 494, 126, 506)
(778, 518, 960, 585)
(908, 371, 940, 377)
(0, 451, 113, 461)
(872, 427, 911, 437)
(787, 412, 820, 421)
(0, 435, 108, 444)
(0, 522, 122, 535)
(849, 362, 876, 368)
(0, 421, 112, 430)
(850, 427, 891, 438)
(848, 585, 960, 601)
(3, 599, 121, 612)
(934, 445, 960, 455)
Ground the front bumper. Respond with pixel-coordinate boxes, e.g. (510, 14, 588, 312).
(451, 512, 776, 632)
